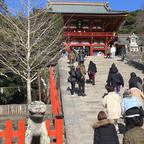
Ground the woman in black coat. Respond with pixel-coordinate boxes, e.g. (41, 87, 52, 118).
(129, 72, 142, 91)
(106, 63, 124, 95)
(129, 72, 138, 89)
(93, 111, 119, 144)
(88, 61, 97, 85)
(69, 66, 77, 96)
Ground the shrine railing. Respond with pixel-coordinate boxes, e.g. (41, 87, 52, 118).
(0, 66, 63, 144)
(0, 117, 63, 144)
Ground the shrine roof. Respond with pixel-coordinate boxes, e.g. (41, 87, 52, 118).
(47, 1, 128, 15)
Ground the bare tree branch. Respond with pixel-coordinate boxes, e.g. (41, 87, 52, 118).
(0, 0, 64, 103)
(30, 72, 37, 82)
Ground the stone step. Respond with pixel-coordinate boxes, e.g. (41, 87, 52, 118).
(60, 56, 144, 144)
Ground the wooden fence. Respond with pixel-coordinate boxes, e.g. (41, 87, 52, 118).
(0, 104, 52, 117)
(0, 104, 28, 116)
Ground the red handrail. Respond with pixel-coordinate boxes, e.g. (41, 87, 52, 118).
(49, 65, 63, 144)
(49, 66, 62, 116)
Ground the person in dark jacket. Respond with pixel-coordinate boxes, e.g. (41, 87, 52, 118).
(123, 116, 144, 144)
(69, 66, 77, 96)
(129, 72, 137, 89)
(107, 63, 124, 95)
(92, 111, 119, 144)
(77, 49, 85, 64)
(88, 61, 97, 85)
(129, 72, 142, 89)
(85, 46, 90, 56)
(136, 76, 143, 91)
(121, 47, 126, 61)
(106, 45, 111, 58)
(142, 78, 144, 93)
(76, 63, 86, 96)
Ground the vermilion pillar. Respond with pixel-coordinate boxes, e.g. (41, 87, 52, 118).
(90, 45, 93, 56)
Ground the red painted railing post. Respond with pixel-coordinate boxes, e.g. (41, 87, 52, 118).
(45, 120, 50, 136)
(57, 101, 61, 115)
(90, 45, 93, 56)
(45, 120, 57, 144)
(55, 90, 58, 100)
(5, 121, 12, 144)
(17, 120, 25, 144)
(55, 115, 64, 144)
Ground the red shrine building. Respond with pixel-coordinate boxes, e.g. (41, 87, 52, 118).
(48, 1, 128, 56)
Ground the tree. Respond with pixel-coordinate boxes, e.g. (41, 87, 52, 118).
(0, 0, 64, 104)
(0, 0, 7, 14)
(0, 72, 27, 104)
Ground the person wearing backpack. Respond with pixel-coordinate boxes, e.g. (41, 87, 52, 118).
(129, 72, 139, 89)
(107, 63, 124, 95)
(76, 63, 86, 96)
(121, 47, 126, 61)
(123, 116, 144, 144)
(121, 89, 142, 131)
(77, 49, 85, 65)
(136, 76, 143, 92)
(88, 61, 97, 85)
(69, 66, 77, 96)
(68, 47, 76, 66)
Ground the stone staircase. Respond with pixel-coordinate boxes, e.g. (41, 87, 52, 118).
(58, 56, 144, 144)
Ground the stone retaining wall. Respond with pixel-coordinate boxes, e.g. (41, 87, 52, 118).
(126, 52, 144, 64)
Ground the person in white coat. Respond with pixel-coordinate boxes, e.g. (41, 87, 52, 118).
(103, 86, 121, 131)
(111, 45, 116, 58)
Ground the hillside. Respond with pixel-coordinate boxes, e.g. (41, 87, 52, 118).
(118, 10, 144, 40)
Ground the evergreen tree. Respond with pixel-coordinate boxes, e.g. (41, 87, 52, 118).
(0, 0, 7, 14)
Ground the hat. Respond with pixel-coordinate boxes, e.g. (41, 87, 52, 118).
(123, 89, 132, 98)
(71, 66, 75, 70)
(130, 72, 136, 77)
(111, 63, 115, 67)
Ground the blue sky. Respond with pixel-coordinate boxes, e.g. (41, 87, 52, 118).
(5, 0, 144, 12)
(106, 0, 144, 11)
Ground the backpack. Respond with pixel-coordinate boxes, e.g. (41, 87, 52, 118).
(93, 63, 97, 73)
(76, 68, 82, 79)
(71, 70, 76, 77)
(79, 54, 84, 62)
(112, 73, 121, 85)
